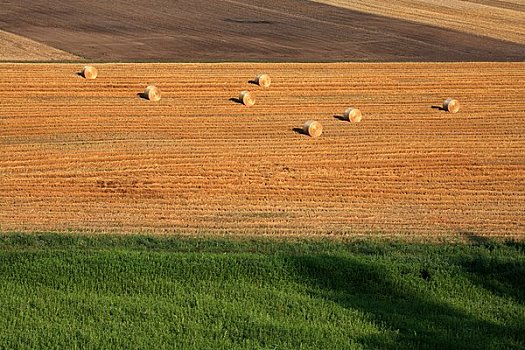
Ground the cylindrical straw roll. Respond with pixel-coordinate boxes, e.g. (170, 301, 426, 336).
(144, 85, 161, 101)
(82, 66, 98, 80)
(343, 108, 362, 123)
(239, 91, 255, 106)
(255, 74, 271, 88)
(443, 98, 460, 113)
(303, 120, 323, 137)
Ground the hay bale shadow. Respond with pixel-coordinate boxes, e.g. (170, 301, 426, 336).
(333, 115, 347, 121)
(431, 105, 446, 111)
(292, 127, 307, 136)
(248, 79, 258, 85)
(137, 92, 148, 100)
(76, 72, 85, 78)
(229, 97, 243, 105)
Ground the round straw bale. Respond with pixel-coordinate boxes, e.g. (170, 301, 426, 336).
(239, 91, 255, 106)
(343, 107, 362, 123)
(443, 98, 460, 113)
(144, 85, 161, 101)
(82, 66, 98, 80)
(303, 120, 323, 138)
(255, 74, 271, 88)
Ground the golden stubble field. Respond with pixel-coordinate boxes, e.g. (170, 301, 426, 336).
(0, 63, 524, 238)
(313, 0, 525, 44)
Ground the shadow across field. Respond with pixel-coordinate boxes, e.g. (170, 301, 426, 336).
(229, 97, 243, 105)
(285, 243, 525, 349)
(292, 127, 307, 136)
(460, 233, 525, 304)
(0, 233, 523, 349)
(461, 255, 525, 305)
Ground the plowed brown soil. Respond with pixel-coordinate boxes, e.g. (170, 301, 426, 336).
(1, 0, 524, 62)
(1, 63, 524, 238)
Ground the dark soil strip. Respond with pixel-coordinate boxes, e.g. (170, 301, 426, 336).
(0, 0, 524, 61)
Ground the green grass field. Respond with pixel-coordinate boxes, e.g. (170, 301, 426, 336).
(0, 234, 523, 349)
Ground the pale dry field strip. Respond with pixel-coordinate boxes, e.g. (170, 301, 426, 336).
(0, 63, 524, 238)
(0, 30, 80, 61)
(313, 0, 525, 44)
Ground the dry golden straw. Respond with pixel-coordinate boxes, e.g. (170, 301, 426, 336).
(343, 107, 362, 123)
(239, 91, 255, 106)
(303, 120, 323, 138)
(82, 66, 98, 80)
(443, 98, 460, 113)
(144, 85, 161, 101)
(255, 74, 271, 88)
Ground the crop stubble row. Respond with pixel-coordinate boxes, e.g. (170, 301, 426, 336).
(0, 63, 524, 237)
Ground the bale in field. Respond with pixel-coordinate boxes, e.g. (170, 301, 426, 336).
(343, 107, 362, 123)
(303, 120, 323, 138)
(255, 74, 271, 88)
(239, 91, 255, 106)
(144, 85, 161, 101)
(82, 66, 98, 80)
(443, 98, 460, 113)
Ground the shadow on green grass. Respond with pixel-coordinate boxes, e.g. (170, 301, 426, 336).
(288, 253, 525, 350)
(1, 233, 524, 349)
(461, 234, 525, 304)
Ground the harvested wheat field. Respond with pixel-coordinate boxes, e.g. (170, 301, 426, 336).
(0, 63, 524, 238)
